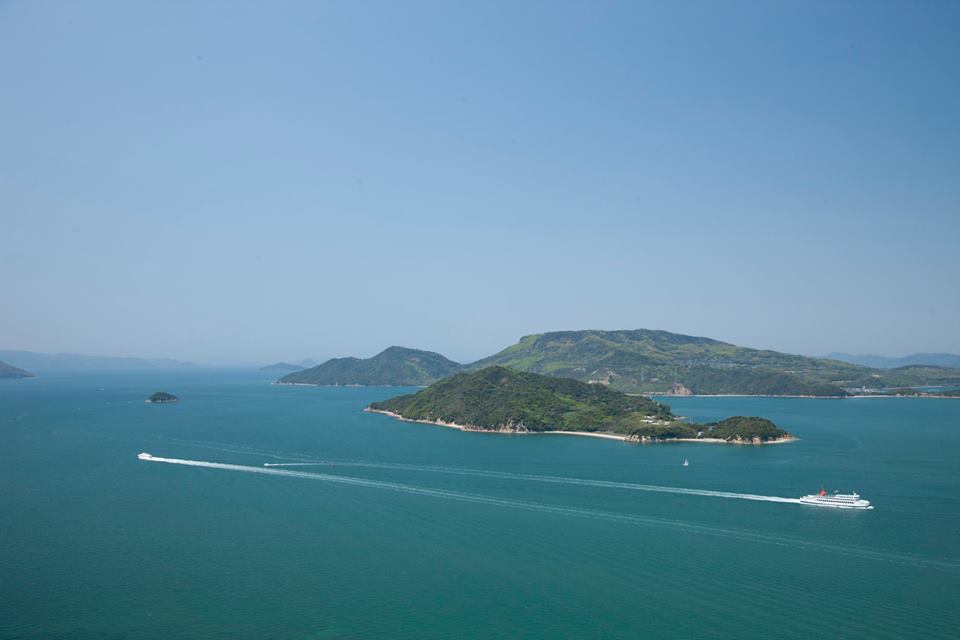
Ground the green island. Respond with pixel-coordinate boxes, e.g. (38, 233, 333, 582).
(146, 391, 179, 404)
(470, 330, 960, 397)
(279, 346, 463, 386)
(0, 359, 35, 379)
(368, 366, 792, 444)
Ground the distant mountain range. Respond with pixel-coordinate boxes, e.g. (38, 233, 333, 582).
(259, 359, 320, 372)
(278, 346, 464, 386)
(0, 350, 195, 373)
(260, 362, 304, 372)
(824, 352, 960, 370)
(277, 329, 960, 397)
(0, 359, 35, 378)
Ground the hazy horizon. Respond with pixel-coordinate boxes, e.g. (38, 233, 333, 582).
(2, 2, 958, 364)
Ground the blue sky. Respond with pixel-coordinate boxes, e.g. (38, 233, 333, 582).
(1, 1, 958, 364)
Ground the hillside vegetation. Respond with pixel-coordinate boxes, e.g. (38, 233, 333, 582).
(370, 366, 671, 432)
(469, 329, 960, 396)
(280, 346, 463, 386)
(620, 415, 786, 442)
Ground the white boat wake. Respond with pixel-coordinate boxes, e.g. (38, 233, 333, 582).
(262, 460, 803, 505)
(137, 452, 957, 572)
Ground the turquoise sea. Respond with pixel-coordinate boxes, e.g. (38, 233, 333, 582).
(2, 371, 959, 639)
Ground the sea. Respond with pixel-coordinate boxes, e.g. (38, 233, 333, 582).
(2, 371, 958, 639)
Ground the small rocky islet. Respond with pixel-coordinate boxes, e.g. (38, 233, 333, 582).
(146, 391, 179, 404)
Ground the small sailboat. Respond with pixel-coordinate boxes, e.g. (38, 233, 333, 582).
(682, 458, 689, 467)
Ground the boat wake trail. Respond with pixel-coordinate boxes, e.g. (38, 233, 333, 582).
(262, 461, 803, 505)
(138, 453, 958, 572)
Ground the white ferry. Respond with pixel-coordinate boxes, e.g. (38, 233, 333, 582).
(799, 487, 872, 510)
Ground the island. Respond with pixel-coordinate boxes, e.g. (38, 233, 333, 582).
(468, 329, 960, 397)
(279, 346, 463, 387)
(367, 366, 793, 444)
(0, 359, 35, 379)
(260, 362, 304, 372)
(621, 415, 790, 444)
(146, 391, 179, 404)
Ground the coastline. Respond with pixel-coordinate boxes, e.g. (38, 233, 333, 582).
(279, 383, 956, 399)
(655, 435, 796, 445)
(652, 393, 844, 399)
(653, 392, 959, 400)
(846, 394, 960, 399)
(275, 381, 428, 388)
(365, 408, 795, 445)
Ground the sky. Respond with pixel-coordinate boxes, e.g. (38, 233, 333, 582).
(1, 1, 958, 364)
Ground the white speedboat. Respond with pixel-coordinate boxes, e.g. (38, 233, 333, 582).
(799, 487, 872, 509)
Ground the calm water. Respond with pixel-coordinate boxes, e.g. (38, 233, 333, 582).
(2, 371, 959, 639)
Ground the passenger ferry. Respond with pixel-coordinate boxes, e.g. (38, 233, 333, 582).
(799, 487, 872, 509)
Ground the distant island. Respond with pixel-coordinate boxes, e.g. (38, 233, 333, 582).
(0, 350, 194, 372)
(277, 330, 960, 397)
(146, 391, 179, 404)
(0, 359, 35, 379)
(825, 352, 960, 370)
(260, 362, 304, 372)
(468, 330, 960, 397)
(278, 346, 463, 387)
(367, 366, 793, 444)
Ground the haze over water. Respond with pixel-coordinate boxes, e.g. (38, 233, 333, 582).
(2, 371, 958, 639)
